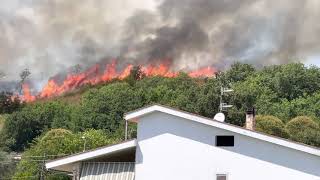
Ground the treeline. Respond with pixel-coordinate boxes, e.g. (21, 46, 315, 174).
(0, 63, 320, 178)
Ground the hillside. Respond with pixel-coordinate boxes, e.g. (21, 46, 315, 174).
(0, 62, 320, 179)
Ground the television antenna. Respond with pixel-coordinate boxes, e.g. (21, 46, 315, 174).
(219, 87, 234, 112)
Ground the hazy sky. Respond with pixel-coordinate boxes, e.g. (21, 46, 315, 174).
(306, 57, 320, 66)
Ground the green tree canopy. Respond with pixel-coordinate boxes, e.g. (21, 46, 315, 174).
(13, 129, 118, 180)
(0, 101, 73, 151)
(2, 62, 320, 155)
(73, 82, 144, 132)
(221, 62, 256, 85)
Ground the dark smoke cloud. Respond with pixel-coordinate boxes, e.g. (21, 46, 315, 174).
(122, 0, 320, 70)
(0, 0, 320, 86)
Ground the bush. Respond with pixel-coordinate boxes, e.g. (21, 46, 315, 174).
(286, 116, 320, 147)
(13, 129, 119, 179)
(256, 115, 289, 138)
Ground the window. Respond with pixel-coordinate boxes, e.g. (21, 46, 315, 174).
(216, 136, 234, 147)
(217, 174, 227, 180)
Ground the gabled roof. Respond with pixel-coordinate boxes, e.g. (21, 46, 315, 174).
(46, 139, 137, 171)
(125, 104, 320, 157)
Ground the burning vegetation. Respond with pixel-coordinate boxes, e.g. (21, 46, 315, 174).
(21, 60, 216, 102)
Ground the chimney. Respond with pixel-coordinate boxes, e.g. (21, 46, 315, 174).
(245, 107, 256, 131)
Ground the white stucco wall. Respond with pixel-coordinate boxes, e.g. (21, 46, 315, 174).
(135, 112, 320, 180)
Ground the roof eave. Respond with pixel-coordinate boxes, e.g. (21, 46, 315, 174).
(46, 139, 137, 170)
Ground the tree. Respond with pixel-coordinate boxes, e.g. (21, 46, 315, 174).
(285, 116, 320, 147)
(269, 63, 320, 100)
(255, 115, 288, 138)
(265, 92, 320, 122)
(73, 82, 144, 132)
(13, 129, 118, 179)
(220, 62, 256, 85)
(19, 68, 31, 93)
(0, 101, 73, 151)
(194, 78, 221, 119)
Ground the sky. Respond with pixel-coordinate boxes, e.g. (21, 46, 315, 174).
(306, 57, 320, 67)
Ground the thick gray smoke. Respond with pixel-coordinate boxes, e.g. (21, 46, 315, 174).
(0, 0, 320, 86)
(121, 0, 320, 70)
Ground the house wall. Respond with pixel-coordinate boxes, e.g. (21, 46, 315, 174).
(135, 112, 320, 180)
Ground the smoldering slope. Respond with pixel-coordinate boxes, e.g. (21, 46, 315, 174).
(0, 0, 319, 84)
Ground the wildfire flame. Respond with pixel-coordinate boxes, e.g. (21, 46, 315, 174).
(21, 60, 216, 102)
(22, 84, 36, 102)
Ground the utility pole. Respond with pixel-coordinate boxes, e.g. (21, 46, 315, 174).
(219, 86, 234, 112)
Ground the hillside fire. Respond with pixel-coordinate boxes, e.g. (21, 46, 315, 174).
(21, 60, 216, 102)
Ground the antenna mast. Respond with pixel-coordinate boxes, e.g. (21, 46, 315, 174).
(219, 87, 234, 112)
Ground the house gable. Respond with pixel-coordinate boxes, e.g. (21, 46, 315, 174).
(125, 104, 320, 157)
(134, 111, 320, 180)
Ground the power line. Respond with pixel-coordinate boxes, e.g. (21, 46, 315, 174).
(0, 153, 73, 180)
(0, 161, 19, 164)
(0, 175, 38, 180)
(8, 153, 70, 158)
(0, 152, 71, 166)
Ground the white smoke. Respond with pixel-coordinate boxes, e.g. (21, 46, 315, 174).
(0, 0, 158, 82)
(0, 0, 320, 85)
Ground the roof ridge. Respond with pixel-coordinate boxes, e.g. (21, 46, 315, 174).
(125, 104, 320, 156)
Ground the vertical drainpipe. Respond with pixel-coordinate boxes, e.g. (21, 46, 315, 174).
(125, 119, 128, 140)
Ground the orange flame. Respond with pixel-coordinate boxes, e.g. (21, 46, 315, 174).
(22, 84, 36, 102)
(119, 65, 133, 80)
(188, 66, 216, 78)
(21, 60, 216, 102)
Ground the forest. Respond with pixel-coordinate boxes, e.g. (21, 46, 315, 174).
(0, 62, 320, 179)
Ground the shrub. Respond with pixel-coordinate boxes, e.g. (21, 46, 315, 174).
(255, 115, 288, 138)
(286, 116, 320, 147)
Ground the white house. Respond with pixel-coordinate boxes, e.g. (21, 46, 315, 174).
(46, 105, 320, 180)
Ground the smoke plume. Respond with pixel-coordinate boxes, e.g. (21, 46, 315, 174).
(0, 0, 320, 85)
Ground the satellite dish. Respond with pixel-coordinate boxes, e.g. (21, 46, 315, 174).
(214, 113, 225, 122)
